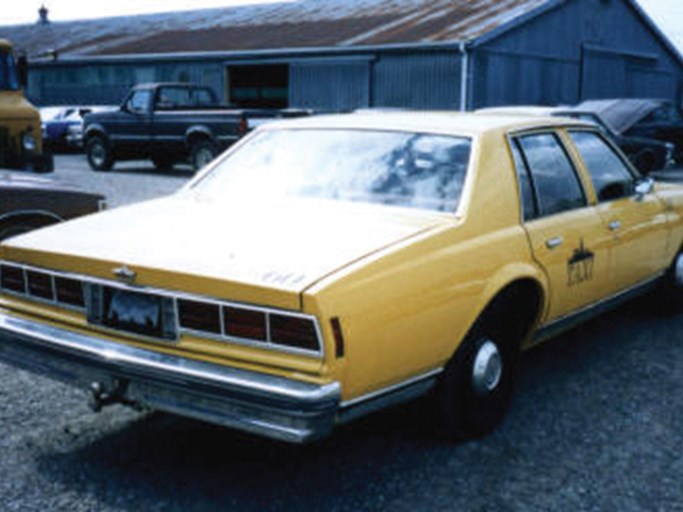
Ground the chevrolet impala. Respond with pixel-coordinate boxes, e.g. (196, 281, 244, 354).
(1, 112, 683, 443)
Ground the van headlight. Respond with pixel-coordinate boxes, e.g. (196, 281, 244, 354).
(22, 131, 37, 152)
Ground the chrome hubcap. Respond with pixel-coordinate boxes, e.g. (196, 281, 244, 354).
(675, 253, 683, 287)
(91, 144, 104, 166)
(196, 148, 214, 168)
(472, 339, 502, 395)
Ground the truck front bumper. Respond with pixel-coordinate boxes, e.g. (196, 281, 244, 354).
(0, 311, 340, 443)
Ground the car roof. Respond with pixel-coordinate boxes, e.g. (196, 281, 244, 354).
(262, 111, 590, 137)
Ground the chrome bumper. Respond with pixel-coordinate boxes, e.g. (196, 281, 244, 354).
(0, 311, 341, 443)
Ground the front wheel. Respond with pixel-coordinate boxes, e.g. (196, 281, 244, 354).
(190, 140, 218, 171)
(657, 249, 683, 310)
(432, 316, 518, 441)
(86, 136, 114, 171)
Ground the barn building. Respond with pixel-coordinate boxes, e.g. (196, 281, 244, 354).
(1, 0, 682, 110)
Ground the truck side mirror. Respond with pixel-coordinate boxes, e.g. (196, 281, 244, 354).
(17, 55, 28, 88)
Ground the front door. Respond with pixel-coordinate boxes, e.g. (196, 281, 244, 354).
(566, 130, 669, 294)
(110, 89, 153, 155)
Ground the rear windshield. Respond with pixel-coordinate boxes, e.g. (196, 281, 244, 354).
(194, 129, 472, 213)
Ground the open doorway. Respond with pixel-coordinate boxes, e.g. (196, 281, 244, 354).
(227, 64, 289, 108)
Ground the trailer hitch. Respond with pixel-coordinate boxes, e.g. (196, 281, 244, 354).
(88, 379, 140, 412)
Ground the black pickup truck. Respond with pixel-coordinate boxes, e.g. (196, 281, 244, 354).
(83, 83, 309, 171)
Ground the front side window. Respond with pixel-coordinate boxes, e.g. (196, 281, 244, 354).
(0, 50, 20, 91)
(515, 133, 586, 217)
(126, 90, 152, 113)
(193, 129, 472, 213)
(569, 131, 634, 201)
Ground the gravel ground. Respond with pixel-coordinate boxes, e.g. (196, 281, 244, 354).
(1, 155, 682, 511)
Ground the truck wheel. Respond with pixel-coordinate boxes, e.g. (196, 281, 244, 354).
(190, 140, 217, 171)
(86, 136, 114, 171)
(433, 311, 518, 441)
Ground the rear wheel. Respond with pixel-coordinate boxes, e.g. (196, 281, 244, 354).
(190, 140, 218, 171)
(86, 136, 114, 171)
(433, 309, 520, 441)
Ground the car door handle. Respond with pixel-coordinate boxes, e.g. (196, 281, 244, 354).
(608, 220, 621, 231)
(545, 237, 563, 249)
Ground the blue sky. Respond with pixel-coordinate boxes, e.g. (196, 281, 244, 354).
(0, 1, 681, 54)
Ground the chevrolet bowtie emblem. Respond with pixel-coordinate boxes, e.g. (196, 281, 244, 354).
(113, 265, 136, 283)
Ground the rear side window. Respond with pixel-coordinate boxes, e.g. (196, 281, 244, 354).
(568, 131, 634, 201)
(515, 133, 586, 217)
(510, 140, 538, 221)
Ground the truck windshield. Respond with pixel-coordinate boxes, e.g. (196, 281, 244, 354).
(194, 128, 472, 213)
(0, 50, 20, 91)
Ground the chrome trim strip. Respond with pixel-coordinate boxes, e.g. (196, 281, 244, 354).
(0, 311, 340, 443)
(340, 368, 443, 409)
(338, 368, 442, 423)
(534, 273, 663, 343)
(0, 261, 324, 358)
(0, 209, 64, 224)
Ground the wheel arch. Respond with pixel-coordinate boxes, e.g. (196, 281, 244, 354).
(185, 126, 215, 147)
(0, 210, 63, 240)
(83, 124, 109, 145)
(464, 264, 548, 354)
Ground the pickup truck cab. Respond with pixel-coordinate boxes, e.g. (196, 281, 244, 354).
(84, 82, 309, 171)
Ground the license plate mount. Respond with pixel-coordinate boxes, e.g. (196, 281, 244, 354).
(99, 287, 174, 340)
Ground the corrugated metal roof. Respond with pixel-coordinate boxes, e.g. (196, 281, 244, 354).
(0, 0, 550, 59)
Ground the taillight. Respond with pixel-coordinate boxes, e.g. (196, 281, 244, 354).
(238, 115, 248, 136)
(270, 314, 319, 351)
(55, 277, 85, 307)
(1, 264, 85, 309)
(178, 299, 221, 334)
(0, 264, 26, 293)
(27, 270, 54, 300)
(224, 306, 267, 341)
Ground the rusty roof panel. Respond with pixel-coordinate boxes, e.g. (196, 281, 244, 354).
(0, 0, 553, 59)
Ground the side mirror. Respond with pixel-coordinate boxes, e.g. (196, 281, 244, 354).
(17, 55, 28, 88)
(635, 177, 654, 200)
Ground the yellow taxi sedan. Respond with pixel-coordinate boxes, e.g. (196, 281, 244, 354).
(1, 112, 682, 443)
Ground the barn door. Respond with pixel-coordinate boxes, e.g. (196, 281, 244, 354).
(580, 47, 628, 100)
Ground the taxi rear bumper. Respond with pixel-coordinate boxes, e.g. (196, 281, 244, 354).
(0, 311, 341, 443)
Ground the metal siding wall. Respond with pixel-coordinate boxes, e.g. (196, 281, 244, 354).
(475, 0, 683, 107)
(471, 50, 579, 108)
(373, 52, 461, 110)
(290, 60, 370, 111)
(28, 61, 225, 106)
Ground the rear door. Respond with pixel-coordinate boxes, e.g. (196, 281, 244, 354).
(511, 131, 612, 323)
